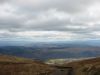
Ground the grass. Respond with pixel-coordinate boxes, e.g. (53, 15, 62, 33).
(65, 57, 100, 75)
(0, 55, 56, 75)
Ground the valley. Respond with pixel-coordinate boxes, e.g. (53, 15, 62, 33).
(0, 41, 100, 75)
(0, 42, 100, 61)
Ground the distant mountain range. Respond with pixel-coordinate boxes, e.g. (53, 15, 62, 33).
(0, 40, 100, 60)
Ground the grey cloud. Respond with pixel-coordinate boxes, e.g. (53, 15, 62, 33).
(0, 0, 11, 4)
(0, 8, 98, 34)
(0, 31, 17, 38)
(0, 16, 26, 31)
(15, 0, 96, 13)
(0, 0, 100, 39)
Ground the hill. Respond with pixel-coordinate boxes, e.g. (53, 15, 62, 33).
(0, 40, 100, 60)
(0, 46, 100, 60)
(0, 55, 99, 75)
(65, 57, 100, 75)
(0, 55, 55, 75)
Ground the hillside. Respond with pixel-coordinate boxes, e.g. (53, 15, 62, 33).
(65, 57, 100, 75)
(0, 55, 99, 75)
(0, 55, 55, 75)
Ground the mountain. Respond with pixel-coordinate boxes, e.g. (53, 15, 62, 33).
(0, 40, 100, 60)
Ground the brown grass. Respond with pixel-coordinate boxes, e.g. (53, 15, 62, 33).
(65, 57, 100, 75)
(0, 55, 56, 75)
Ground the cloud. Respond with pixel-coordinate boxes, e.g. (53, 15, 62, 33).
(0, 0, 100, 40)
(13, 0, 96, 13)
(0, 0, 10, 3)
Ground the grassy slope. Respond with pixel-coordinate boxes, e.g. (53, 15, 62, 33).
(0, 55, 55, 75)
(66, 57, 100, 75)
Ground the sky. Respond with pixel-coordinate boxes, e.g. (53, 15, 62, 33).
(0, 0, 100, 41)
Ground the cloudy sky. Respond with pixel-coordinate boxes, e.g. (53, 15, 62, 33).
(0, 0, 100, 41)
